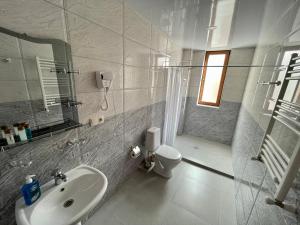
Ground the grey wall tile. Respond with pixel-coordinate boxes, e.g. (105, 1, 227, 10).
(64, 0, 123, 34)
(0, 0, 67, 41)
(183, 97, 241, 145)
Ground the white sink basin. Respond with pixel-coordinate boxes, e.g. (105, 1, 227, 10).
(15, 165, 108, 225)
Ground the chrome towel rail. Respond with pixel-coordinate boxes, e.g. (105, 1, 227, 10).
(257, 80, 281, 86)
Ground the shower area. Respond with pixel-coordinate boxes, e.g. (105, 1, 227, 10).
(163, 48, 254, 176)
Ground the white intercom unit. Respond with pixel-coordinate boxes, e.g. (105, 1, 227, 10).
(95, 71, 114, 111)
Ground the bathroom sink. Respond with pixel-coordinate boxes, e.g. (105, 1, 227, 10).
(15, 165, 108, 225)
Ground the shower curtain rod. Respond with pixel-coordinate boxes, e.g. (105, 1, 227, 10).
(153, 65, 287, 68)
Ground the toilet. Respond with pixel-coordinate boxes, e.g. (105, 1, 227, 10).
(146, 127, 182, 178)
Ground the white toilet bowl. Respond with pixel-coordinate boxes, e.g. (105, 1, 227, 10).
(145, 127, 182, 178)
(153, 145, 182, 178)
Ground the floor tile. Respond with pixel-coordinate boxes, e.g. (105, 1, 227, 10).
(175, 135, 233, 175)
(86, 162, 237, 225)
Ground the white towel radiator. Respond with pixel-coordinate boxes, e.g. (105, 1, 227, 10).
(254, 52, 300, 213)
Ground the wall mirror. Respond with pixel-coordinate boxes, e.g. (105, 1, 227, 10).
(0, 27, 81, 150)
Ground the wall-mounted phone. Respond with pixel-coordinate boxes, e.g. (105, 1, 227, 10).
(96, 71, 113, 111)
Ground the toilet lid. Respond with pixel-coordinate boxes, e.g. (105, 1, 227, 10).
(156, 145, 181, 160)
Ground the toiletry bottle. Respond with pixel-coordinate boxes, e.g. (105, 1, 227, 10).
(18, 125, 27, 142)
(24, 123, 32, 141)
(0, 138, 8, 146)
(13, 123, 21, 143)
(4, 128, 15, 145)
(0, 126, 8, 146)
(21, 175, 41, 206)
(0, 125, 7, 139)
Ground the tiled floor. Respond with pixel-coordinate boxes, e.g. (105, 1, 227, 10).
(174, 135, 233, 176)
(86, 161, 237, 225)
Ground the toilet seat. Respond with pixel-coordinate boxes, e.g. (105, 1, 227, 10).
(156, 145, 182, 161)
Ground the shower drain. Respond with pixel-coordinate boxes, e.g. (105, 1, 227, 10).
(63, 199, 74, 208)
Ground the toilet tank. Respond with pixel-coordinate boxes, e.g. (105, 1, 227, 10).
(146, 127, 161, 152)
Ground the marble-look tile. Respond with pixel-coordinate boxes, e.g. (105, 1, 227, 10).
(0, 32, 21, 58)
(191, 50, 205, 66)
(235, 189, 246, 225)
(239, 181, 255, 224)
(222, 71, 250, 103)
(26, 80, 43, 100)
(148, 101, 165, 129)
(150, 49, 170, 67)
(124, 4, 151, 47)
(189, 70, 202, 88)
(166, 40, 182, 66)
(151, 25, 168, 53)
(0, 0, 67, 41)
(124, 66, 150, 89)
(0, 100, 35, 127)
(32, 101, 64, 127)
(112, 90, 124, 116)
(19, 39, 54, 60)
(64, 0, 122, 34)
(150, 87, 166, 104)
(0, 58, 25, 81)
(149, 69, 167, 88)
(124, 89, 150, 112)
(73, 56, 123, 92)
(77, 91, 115, 124)
(67, 13, 123, 63)
(0, 81, 30, 103)
(42, 0, 64, 8)
(187, 86, 199, 98)
(22, 58, 40, 81)
(172, 175, 221, 225)
(78, 116, 124, 169)
(183, 97, 241, 145)
(124, 106, 150, 150)
(124, 38, 150, 68)
(177, 97, 187, 135)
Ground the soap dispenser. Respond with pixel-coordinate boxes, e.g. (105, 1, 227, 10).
(21, 175, 41, 206)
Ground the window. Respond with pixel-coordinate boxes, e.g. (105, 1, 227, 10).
(197, 50, 230, 107)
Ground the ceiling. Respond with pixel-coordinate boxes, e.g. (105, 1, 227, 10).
(125, 0, 267, 50)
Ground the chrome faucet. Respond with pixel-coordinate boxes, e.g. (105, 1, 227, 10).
(51, 168, 67, 185)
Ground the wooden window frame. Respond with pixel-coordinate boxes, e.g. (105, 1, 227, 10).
(197, 50, 230, 107)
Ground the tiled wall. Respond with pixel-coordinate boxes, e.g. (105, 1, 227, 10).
(179, 48, 254, 145)
(232, 0, 300, 224)
(0, 1, 182, 224)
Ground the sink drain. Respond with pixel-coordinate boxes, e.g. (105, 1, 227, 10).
(63, 199, 74, 208)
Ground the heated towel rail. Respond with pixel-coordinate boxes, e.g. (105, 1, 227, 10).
(254, 53, 300, 213)
(36, 56, 70, 112)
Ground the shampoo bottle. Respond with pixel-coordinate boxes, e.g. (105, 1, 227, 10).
(24, 123, 32, 141)
(13, 123, 21, 143)
(18, 125, 27, 142)
(4, 128, 15, 145)
(21, 175, 41, 206)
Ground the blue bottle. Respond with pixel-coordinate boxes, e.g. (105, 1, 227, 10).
(21, 175, 41, 206)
